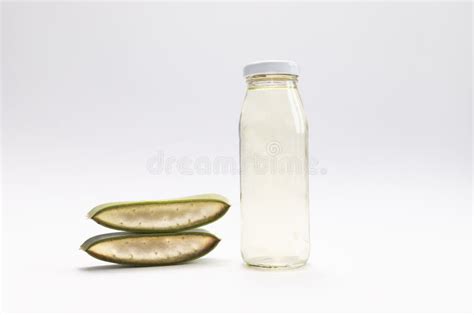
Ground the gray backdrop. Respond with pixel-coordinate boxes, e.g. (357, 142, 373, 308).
(2, 2, 471, 313)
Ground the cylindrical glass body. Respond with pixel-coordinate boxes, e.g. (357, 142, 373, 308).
(239, 74, 310, 269)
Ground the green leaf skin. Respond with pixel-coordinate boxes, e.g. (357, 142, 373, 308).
(81, 230, 220, 266)
(88, 194, 230, 233)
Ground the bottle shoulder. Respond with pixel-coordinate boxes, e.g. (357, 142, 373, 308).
(240, 89, 307, 132)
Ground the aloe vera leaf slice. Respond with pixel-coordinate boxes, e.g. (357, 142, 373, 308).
(88, 194, 230, 233)
(81, 230, 220, 266)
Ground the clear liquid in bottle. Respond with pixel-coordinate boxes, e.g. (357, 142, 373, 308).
(240, 61, 310, 269)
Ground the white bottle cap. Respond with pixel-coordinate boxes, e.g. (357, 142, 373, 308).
(243, 60, 299, 77)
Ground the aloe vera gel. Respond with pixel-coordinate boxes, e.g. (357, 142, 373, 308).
(240, 61, 310, 269)
(82, 194, 229, 266)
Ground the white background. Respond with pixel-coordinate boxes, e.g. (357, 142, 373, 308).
(1, 2, 472, 313)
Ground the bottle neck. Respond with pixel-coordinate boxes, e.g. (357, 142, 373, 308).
(246, 74, 298, 90)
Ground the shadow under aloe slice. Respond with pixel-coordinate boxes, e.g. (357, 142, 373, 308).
(81, 230, 220, 266)
(88, 194, 230, 233)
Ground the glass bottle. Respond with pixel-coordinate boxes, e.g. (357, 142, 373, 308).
(239, 60, 310, 269)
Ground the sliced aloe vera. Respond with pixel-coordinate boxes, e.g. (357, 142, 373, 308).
(88, 194, 230, 232)
(81, 230, 220, 266)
